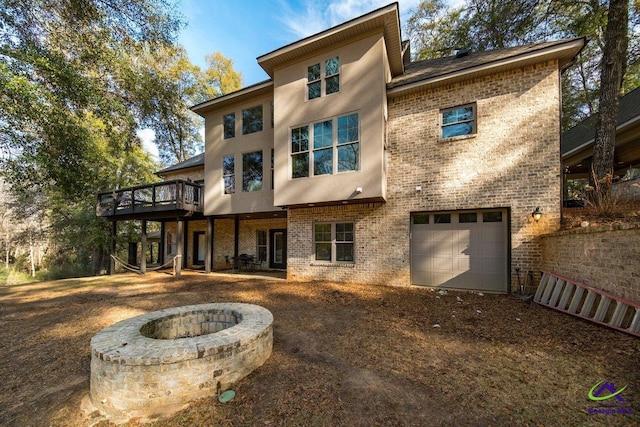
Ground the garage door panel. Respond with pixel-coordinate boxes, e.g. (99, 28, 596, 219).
(411, 209, 507, 292)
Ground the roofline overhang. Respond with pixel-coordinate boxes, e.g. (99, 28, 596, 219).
(387, 37, 586, 98)
(257, 2, 403, 78)
(562, 113, 640, 160)
(191, 80, 274, 116)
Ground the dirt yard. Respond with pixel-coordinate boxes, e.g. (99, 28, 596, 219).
(1, 272, 638, 426)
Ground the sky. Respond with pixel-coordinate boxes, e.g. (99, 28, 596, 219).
(177, 0, 421, 86)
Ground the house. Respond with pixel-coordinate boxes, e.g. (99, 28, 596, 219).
(562, 85, 640, 200)
(97, 3, 586, 293)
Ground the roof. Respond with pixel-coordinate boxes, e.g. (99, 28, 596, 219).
(388, 37, 586, 97)
(562, 85, 640, 156)
(191, 80, 273, 117)
(156, 153, 204, 176)
(257, 3, 403, 78)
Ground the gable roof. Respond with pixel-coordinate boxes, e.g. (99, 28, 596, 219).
(562, 85, 640, 157)
(388, 37, 586, 97)
(257, 2, 403, 78)
(155, 152, 204, 176)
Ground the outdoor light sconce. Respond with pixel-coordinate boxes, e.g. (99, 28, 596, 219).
(531, 207, 542, 222)
(355, 187, 363, 194)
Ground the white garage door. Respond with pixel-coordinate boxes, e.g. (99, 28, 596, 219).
(410, 209, 508, 292)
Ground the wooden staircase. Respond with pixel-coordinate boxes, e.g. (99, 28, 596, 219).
(534, 271, 640, 337)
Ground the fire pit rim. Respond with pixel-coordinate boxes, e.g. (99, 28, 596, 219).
(90, 302, 273, 365)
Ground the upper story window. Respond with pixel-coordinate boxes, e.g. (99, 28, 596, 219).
(223, 155, 235, 194)
(291, 112, 359, 179)
(307, 56, 340, 100)
(242, 105, 263, 135)
(223, 113, 235, 139)
(441, 103, 476, 139)
(242, 151, 263, 192)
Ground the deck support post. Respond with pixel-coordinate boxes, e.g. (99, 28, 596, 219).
(205, 217, 213, 274)
(176, 219, 183, 277)
(140, 220, 147, 274)
(233, 216, 240, 270)
(109, 221, 117, 275)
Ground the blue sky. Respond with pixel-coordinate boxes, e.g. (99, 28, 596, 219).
(177, 0, 421, 86)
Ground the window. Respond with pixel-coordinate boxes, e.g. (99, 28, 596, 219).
(291, 125, 309, 178)
(337, 113, 359, 172)
(459, 212, 477, 223)
(256, 231, 267, 262)
(325, 56, 340, 94)
(413, 214, 429, 224)
(441, 104, 476, 139)
(307, 63, 321, 100)
(242, 151, 263, 192)
(313, 120, 333, 175)
(167, 232, 176, 255)
(314, 222, 354, 263)
(242, 105, 263, 135)
(434, 213, 451, 223)
(223, 113, 235, 139)
(307, 56, 340, 99)
(291, 113, 359, 178)
(483, 211, 503, 222)
(223, 155, 235, 194)
(270, 148, 274, 190)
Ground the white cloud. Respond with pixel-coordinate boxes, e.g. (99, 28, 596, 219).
(277, 0, 421, 40)
(137, 128, 159, 161)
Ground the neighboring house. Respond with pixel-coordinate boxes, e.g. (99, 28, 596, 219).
(97, 3, 586, 293)
(562, 86, 640, 200)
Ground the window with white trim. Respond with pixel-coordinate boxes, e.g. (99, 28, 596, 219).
(242, 151, 263, 192)
(242, 105, 263, 135)
(441, 103, 476, 139)
(223, 113, 235, 139)
(291, 113, 359, 178)
(307, 56, 340, 100)
(314, 222, 354, 262)
(223, 155, 235, 194)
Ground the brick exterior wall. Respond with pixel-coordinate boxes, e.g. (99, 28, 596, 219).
(164, 218, 287, 271)
(288, 61, 563, 290)
(541, 224, 640, 303)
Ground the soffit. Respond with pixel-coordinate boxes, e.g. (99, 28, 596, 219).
(191, 81, 273, 116)
(257, 3, 403, 78)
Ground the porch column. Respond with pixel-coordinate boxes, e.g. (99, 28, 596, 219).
(205, 217, 214, 274)
(159, 221, 166, 265)
(234, 215, 239, 270)
(140, 220, 147, 274)
(175, 219, 183, 277)
(109, 220, 117, 275)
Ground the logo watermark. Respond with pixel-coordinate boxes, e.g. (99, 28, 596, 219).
(587, 380, 634, 416)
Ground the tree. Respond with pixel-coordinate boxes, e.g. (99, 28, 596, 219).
(590, 0, 629, 203)
(405, 0, 639, 130)
(132, 47, 242, 164)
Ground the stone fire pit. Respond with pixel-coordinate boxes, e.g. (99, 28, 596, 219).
(89, 303, 273, 421)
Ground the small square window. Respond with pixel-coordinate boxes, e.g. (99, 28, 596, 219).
(441, 104, 476, 139)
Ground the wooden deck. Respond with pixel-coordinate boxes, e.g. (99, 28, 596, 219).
(97, 180, 203, 220)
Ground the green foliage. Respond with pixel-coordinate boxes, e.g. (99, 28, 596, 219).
(405, 0, 640, 131)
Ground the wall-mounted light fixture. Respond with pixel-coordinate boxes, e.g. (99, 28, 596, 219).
(531, 207, 542, 222)
(415, 185, 422, 192)
(355, 187, 363, 194)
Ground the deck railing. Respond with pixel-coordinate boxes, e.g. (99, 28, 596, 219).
(97, 180, 203, 217)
